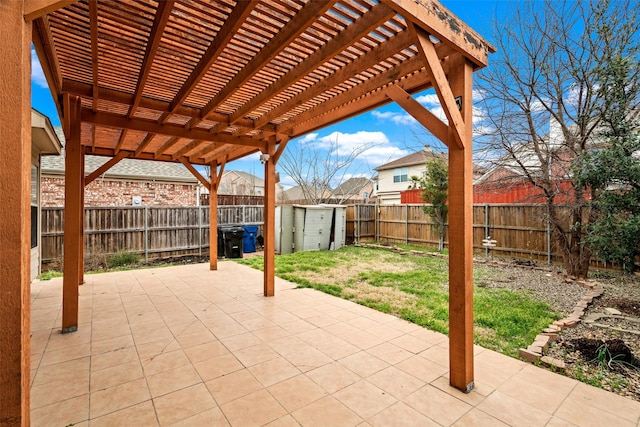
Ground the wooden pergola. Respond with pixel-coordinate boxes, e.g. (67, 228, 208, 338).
(1, 0, 493, 423)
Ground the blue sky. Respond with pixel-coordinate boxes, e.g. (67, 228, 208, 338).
(31, 1, 508, 188)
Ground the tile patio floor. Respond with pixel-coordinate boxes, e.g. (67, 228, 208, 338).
(30, 261, 640, 426)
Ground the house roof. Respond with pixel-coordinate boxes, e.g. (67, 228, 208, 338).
(42, 127, 197, 184)
(31, 109, 62, 156)
(331, 177, 372, 197)
(223, 170, 264, 187)
(283, 185, 332, 201)
(375, 148, 446, 171)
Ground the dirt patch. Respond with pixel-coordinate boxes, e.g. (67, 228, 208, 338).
(299, 256, 416, 287)
(600, 297, 640, 317)
(567, 338, 640, 369)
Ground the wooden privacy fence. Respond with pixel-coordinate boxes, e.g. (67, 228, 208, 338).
(41, 206, 264, 269)
(348, 204, 571, 264)
(42, 203, 612, 270)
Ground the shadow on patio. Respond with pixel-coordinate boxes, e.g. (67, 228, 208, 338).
(30, 262, 640, 426)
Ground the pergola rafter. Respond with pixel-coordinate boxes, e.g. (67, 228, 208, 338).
(0, 0, 495, 422)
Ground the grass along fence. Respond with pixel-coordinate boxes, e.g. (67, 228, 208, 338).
(41, 205, 263, 270)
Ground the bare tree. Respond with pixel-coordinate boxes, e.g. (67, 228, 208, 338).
(279, 133, 381, 204)
(477, 0, 639, 278)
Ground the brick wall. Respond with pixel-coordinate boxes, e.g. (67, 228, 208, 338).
(42, 176, 198, 207)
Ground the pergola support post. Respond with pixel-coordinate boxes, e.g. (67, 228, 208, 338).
(0, 2, 32, 424)
(62, 94, 84, 333)
(387, 49, 475, 392)
(263, 141, 277, 296)
(209, 158, 225, 270)
(447, 54, 475, 392)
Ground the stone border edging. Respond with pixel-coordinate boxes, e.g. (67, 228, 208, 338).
(519, 281, 604, 370)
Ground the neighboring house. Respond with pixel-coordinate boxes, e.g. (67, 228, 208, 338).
(219, 170, 265, 196)
(31, 109, 63, 280)
(282, 185, 332, 203)
(199, 170, 284, 204)
(42, 128, 198, 207)
(330, 177, 374, 203)
(374, 148, 447, 205)
(473, 119, 580, 204)
(218, 170, 283, 199)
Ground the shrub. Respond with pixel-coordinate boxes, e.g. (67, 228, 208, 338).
(107, 251, 140, 268)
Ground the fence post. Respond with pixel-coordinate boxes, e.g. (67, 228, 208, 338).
(355, 204, 360, 245)
(484, 204, 489, 257)
(376, 202, 380, 242)
(198, 206, 202, 256)
(144, 206, 149, 262)
(405, 204, 409, 245)
(547, 206, 552, 264)
(242, 205, 246, 225)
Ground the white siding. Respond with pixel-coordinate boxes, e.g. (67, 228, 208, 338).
(376, 164, 425, 205)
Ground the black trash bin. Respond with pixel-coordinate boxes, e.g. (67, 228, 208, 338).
(220, 226, 244, 258)
(216, 226, 225, 258)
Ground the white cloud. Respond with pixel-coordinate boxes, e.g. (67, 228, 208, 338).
(278, 174, 297, 189)
(31, 47, 48, 89)
(359, 145, 410, 165)
(292, 130, 409, 169)
(415, 93, 440, 106)
(371, 110, 417, 126)
(298, 133, 318, 144)
(304, 130, 389, 154)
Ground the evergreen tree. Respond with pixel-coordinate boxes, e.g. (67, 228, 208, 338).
(575, 49, 640, 272)
(419, 159, 448, 251)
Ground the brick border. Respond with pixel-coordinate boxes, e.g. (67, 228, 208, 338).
(519, 281, 604, 370)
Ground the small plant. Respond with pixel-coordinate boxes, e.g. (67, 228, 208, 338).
(37, 270, 63, 280)
(592, 343, 639, 371)
(106, 251, 140, 269)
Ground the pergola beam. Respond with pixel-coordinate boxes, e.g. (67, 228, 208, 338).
(282, 55, 430, 136)
(163, 1, 254, 119)
(60, 80, 279, 135)
(89, 0, 98, 111)
(227, 2, 395, 126)
(154, 136, 180, 159)
(23, 0, 75, 21)
(85, 151, 129, 185)
(134, 133, 156, 157)
(81, 109, 268, 150)
(380, 0, 493, 68)
(200, 0, 336, 122)
(385, 84, 449, 145)
(171, 139, 204, 161)
(413, 25, 465, 149)
(252, 29, 416, 130)
(130, 0, 175, 118)
(179, 158, 211, 191)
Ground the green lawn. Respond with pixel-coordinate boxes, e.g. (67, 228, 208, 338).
(238, 246, 559, 357)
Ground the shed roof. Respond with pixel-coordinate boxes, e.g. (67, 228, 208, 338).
(32, 0, 494, 168)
